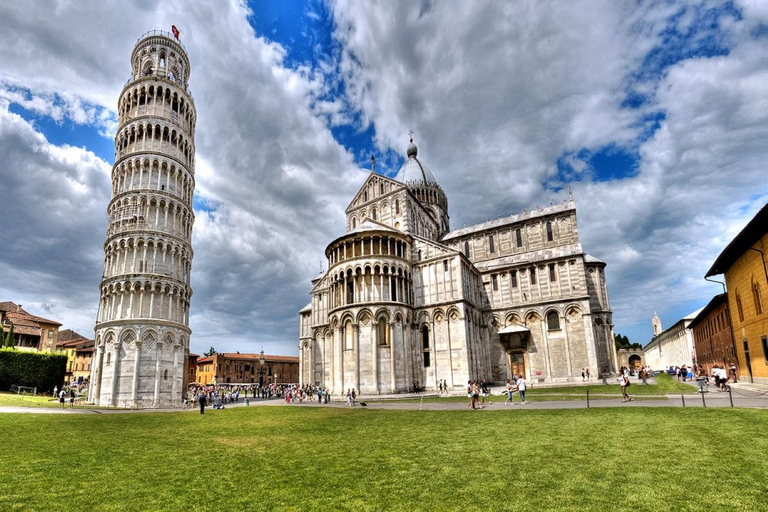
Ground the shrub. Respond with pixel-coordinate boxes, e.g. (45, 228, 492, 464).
(0, 348, 67, 392)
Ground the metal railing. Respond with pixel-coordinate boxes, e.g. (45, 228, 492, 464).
(135, 29, 187, 53)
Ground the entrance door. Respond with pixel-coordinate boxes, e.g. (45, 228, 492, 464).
(508, 352, 526, 379)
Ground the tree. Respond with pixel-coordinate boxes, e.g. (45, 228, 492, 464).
(4, 324, 15, 348)
(204, 346, 216, 356)
(614, 333, 631, 350)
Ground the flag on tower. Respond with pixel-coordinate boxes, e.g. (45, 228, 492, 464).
(171, 25, 180, 39)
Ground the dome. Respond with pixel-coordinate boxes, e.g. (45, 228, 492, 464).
(394, 138, 438, 185)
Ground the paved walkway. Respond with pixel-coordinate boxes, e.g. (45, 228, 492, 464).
(3, 380, 767, 414)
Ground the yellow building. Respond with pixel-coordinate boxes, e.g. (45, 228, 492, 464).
(706, 203, 768, 384)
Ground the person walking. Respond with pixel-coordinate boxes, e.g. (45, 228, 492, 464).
(199, 393, 207, 414)
(466, 381, 474, 409)
(59, 389, 66, 409)
(53, 385, 58, 398)
(730, 363, 738, 383)
(504, 378, 516, 406)
(516, 376, 527, 404)
(581, 368, 586, 381)
(586, 368, 590, 380)
(620, 372, 632, 402)
(471, 381, 481, 410)
(69, 388, 76, 408)
(351, 388, 356, 407)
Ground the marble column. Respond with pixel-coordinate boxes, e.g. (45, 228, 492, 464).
(131, 339, 142, 407)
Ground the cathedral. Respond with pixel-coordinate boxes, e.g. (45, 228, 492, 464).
(298, 138, 617, 394)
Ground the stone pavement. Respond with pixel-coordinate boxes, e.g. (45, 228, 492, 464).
(3, 381, 768, 414)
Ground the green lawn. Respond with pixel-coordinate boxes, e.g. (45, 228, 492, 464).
(1, 406, 765, 511)
(0, 392, 61, 408)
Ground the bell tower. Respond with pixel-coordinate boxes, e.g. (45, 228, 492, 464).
(89, 30, 196, 407)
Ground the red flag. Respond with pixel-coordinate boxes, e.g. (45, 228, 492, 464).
(171, 25, 180, 39)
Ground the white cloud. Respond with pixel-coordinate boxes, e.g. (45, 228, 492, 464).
(1, 0, 767, 354)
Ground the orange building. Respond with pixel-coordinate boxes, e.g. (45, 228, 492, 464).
(188, 353, 199, 384)
(706, 203, 768, 384)
(194, 351, 299, 386)
(688, 294, 738, 378)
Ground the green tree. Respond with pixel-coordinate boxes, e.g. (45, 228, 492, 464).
(204, 346, 216, 356)
(614, 333, 631, 350)
(4, 324, 16, 348)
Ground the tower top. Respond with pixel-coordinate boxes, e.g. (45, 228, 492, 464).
(129, 30, 191, 90)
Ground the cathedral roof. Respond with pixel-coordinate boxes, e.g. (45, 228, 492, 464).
(442, 200, 575, 241)
(349, 219, 399, 234)
(393, 138, 439, 186)
(584, 254, 606, 265)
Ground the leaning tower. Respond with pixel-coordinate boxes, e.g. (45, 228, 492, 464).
(89, 30, 196, 407)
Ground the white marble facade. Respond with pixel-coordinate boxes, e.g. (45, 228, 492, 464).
(89, 30, 196, 407)
(299, 139, 618, 394)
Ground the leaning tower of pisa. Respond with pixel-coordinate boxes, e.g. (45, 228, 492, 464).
(89, 30, 196, 407)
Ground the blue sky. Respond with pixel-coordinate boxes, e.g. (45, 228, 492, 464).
(1, 0, 767, 356)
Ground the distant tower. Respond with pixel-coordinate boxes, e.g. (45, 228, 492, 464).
(89, 30, 196, 407)
(652, 312, 662, 336)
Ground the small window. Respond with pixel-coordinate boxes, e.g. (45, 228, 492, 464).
(492, 275, 498, 291)
(163, 369, 168, 380)
(754, 284, 763, 315)
(547, 311, 560, 330)
(762, 336, 768, 363)
(48, 329, 54, 338)
(364, 190, 368, 201)
(444, 260, 449, 272)
(372, 209, 377, 220)
(380, 183, 384, 194)
(530, 267, 537, 285)
(516, 229, 522, 248)
(489, 236, 495, 253)
(546, 222, 553, 242)
(549, 263, 556, 282)
(395, 200, 400, 214)
(736, 292, 744, 322)
(464, 242, 470, 257)
(418, 250, 422, 261)
(423, 352, 431, 368)
(510, 271, 518, 288)
(390, 277, 398, 301)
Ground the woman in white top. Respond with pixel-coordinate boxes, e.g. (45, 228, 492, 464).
(516, 377, 527, 404)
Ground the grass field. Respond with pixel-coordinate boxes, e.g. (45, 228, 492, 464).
(1, 405, 766, 511)
(0, 392, 61, 408)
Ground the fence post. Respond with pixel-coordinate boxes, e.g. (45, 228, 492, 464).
(681, 395, 685, 407)
(728, 387, 734, 407)
(586, 389, 590, 409)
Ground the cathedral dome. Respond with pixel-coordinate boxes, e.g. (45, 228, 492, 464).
(394, 138, 438, 185)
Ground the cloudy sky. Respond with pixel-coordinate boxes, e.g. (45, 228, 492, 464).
(1, 0, 767, 356)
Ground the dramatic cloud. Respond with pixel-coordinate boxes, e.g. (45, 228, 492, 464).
(1, 0, 767, 353)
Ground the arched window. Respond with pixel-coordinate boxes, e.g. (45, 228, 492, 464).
(380, 183, 384, 194)
(510, 270, 518, 288)
(163, 369, 168, 380)
(344, 321, 354, 350)
(395, 200, 400, 214)
(364, 190, 368, 202)
(489, 235, 495, 253)
(529, 267, 537, 285)
(516, 229, 522, 247)
(546, 222, 553, 242)
(421, 326, 431, 367)
(372, 209, 377, 220)
(547, 311, 560, 330)
(378, 317, 389, 346)
(352, 218, 357, 229)
(754, 283, 763, 315)
(736, 291, 744, 322)
(549, 263, 556, 282)
(464, 241, 470, 257)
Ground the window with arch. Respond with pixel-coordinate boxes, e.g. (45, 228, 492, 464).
(516, 229, 522, 247)
(344, 321, 354, 350)
(378, 317, 389, 346)
(529, 267, 537, 285)
(510, 270, 518, 288)
(489, 235, 495, 253)
(547, 311, 560, 330)
(421, 326, 431, 367)
(390, 276, 398, 301)
(380, 183, 384, 194)
(753, 283, 763, 315)
(395, 200, 400, 214)
(546, 222, 553, 242)
(464, 241, 470, 257)
(736, 291, 744, 322)
(372, 209, 377, 220)
(364, 190, 368, 202)
(492, 274, 498, 291)
(549, 263, 556, 282)
(352, 218, 357, 229)
(163, 369, 168, 380)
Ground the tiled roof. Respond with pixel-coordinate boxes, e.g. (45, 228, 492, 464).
(221, 353, 299, 363)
